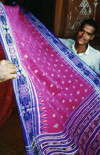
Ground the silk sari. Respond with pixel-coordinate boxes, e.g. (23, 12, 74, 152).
(0, 2, 100, 155)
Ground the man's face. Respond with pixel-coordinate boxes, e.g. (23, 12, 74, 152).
(76, 24, 95, 45)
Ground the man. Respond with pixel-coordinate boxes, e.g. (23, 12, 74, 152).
(59, 19, 100, 75)
(0, 60, 17, 82)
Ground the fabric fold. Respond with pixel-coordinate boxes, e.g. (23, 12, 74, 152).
(0, 2, 100, 155)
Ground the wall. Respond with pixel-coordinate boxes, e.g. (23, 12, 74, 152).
(16, 0, 55, 32)
(4, 0, 100, 39)
(54, 0, 100, 38)
(1, 0, 5, 4)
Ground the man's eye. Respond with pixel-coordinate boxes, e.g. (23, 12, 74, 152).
(87, 33, 91, 36)
(80, 29, 84, 32)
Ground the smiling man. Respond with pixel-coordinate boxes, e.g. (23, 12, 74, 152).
(59, 19, 100, 75)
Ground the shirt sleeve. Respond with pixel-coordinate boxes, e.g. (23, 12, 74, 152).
(59, 38, 69, 45)
(93, 56, 100, 75)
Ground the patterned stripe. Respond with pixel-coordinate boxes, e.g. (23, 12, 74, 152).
(85, 125, 100, 155)
(0, 2, 100, 155)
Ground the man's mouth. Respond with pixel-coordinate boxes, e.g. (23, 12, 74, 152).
(79, 37, 85, 42)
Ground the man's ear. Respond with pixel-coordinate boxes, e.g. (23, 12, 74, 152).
(90, 35, 95, 40)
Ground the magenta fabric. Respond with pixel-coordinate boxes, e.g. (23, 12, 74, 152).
(0, 3, 100, 155)
(4, 5, 94, 133)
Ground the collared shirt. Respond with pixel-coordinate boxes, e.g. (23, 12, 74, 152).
(59, 38, 100, 74)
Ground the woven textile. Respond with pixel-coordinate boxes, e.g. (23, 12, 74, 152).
(0, 3, 100, 155)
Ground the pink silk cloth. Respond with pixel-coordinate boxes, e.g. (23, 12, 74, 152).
(4, 4, 93, 133)
(0, 3, 100, 155)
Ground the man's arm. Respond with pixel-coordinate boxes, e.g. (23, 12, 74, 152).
(59, 38, 68, 45)
(92, 56, 100, 77)
(0, 60, 17, 82)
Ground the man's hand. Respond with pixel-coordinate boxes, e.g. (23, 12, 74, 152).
(97, 74, 100, 77)
(0, 60, 17, 83)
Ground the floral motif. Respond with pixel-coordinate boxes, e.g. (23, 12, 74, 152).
(73, 57, 79, 65)
(89, 74, 95, 80)
(0, 6, 3, 15)
(9, 44, 16, 58)
(20, 84, 28, 98)
(26, 120, 32, 133)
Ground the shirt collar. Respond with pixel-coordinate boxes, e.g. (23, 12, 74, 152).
(72, 42, 90, 55)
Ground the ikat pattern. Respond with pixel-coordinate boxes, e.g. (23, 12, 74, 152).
(0, 2, 100, 155)
(22, 7, 100, 87)
(0, 3, 39, 154)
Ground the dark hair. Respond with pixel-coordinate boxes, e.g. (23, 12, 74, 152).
(80, 19, 98, 34)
